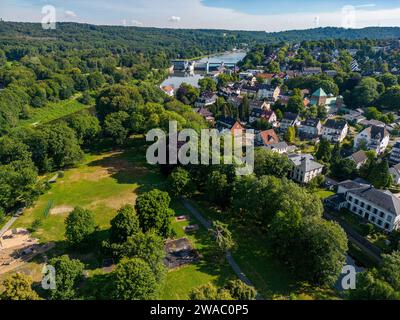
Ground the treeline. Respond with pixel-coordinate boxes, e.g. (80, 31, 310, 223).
(0, 82, 207, 216)
(163, 149, 348, 290)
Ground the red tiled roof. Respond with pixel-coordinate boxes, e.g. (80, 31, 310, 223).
(259, 129, 279, 146)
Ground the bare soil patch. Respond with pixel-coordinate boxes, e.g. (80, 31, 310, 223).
(0, 229, 54, 275)
(164, 238, 199, 269)
(50, 206, 74, 215)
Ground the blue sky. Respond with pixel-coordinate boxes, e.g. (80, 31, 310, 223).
(1, 0, 400, 31)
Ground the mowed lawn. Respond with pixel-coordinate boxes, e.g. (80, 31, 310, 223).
(18, 95, 90, 128)
(14, 147, 164, 243)
(10, 144, 235, 299)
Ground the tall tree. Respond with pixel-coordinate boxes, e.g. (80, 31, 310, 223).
(0, 273, 40, 300)
(112, 258, 158, 300)
(49, 255, 84, 300)
(135, 189, 174, 238)
(65, 207, 96, 248)
(109, 205, 140, 244)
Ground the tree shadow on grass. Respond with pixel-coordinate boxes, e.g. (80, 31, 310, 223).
(87, 148, 165, 187)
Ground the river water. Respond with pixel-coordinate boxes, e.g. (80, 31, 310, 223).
(160, 50, 246, 89)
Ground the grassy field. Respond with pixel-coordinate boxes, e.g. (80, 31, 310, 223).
(160, 200, 235, 300)
(18, 95, 91, 128)
(4, 141, 235, 299)
(315, 189, 335, 200)
(188, 198, 339, 300)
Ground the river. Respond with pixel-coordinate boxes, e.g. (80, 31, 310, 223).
(160, 50, 246, 89)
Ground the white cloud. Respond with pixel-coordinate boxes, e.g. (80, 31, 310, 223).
(65, 10, 78, 18)
(131, 19, 143, 26)
(1, 0, 400, 31)
(168, 16, 181, 23)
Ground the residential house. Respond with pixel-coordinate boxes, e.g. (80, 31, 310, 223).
(161, 85, 174, 97)
(302, 67, 322, 76)
(257, 84, 281, 101)
(194, 92, 218, 108)
(216, 116, 245, 135)
(389, 142, 400, 164)
(288, 154, 324, 184)
(298, 118, 322, 139)
(325, 70, 338, 77)
(348, 150, 368, 169)
(249, 100, 271, 112)
(255, 73, 275, 84)
(354, 126, 390, 155)
(195, 107, 215, 123)
(390, 164, 400, 185)
(256, 129, 289, 154)
(359, 119, 386, 128)
(343, 110, 366, 124)
(241, 85, 259, 97)
(321, 119, 349, 143)
(249, 108, 277, 125)
(327, 180, 400, 232)
(280, 112, 301, 132)
(227, 95, 243, 109)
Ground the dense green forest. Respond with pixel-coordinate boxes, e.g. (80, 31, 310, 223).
(1, 22, 400, 59)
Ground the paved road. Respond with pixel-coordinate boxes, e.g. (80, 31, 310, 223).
(181, 198, 263, 299)
(0, 216, 18, 238)
(324, 211, 382, 264)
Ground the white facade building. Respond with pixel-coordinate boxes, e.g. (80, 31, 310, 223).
(335, 180, 400, 232)
(354, 126, 390, 155)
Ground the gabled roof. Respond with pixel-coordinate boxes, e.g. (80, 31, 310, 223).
(349, 150, 368, 165)
(259, 129, 279, 146)
(302, 118, 321, 127)
(196, 107, 213, 118)
(324, 119, 348, 130)
(312, 88, 327, 97)
(349, 187, 400, 217)
(360, 125, 389, 140)
(283, 112, 299, 121)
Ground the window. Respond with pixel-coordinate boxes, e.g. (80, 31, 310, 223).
(348, 196, 353, 202)
(380, 212, 385, 218)
(353, 207, 357, 212)
(385, 223, 390, 230)
(367, 205, 371, 211)
(355, 199, 359, 205)
(360, 202, 365, 208)
(387, 215, 393, 223)
(377, 220, 383, 226)
(371, 216, 376, 222)
(374, 208, 378, 214)
(359, 209, 363, 215)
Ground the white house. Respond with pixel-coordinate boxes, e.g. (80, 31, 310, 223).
(348, 150, 368, 169)
(288, 154, 324, 184)
(194, 92, 218, 108)
(321, 119, 348, 143)
(257, 84, 281, 101)
(161, 85, 174, 97)
(354, 126, 390, 155)
(389, 142, 400, 164)
(298, 118, 322, 139)
(280, 112, 301, 132)
(390, 164, 400, 185)
(333, 180, 400, 232)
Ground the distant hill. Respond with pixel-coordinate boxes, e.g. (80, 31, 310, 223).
(0, 21, 399, 58)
